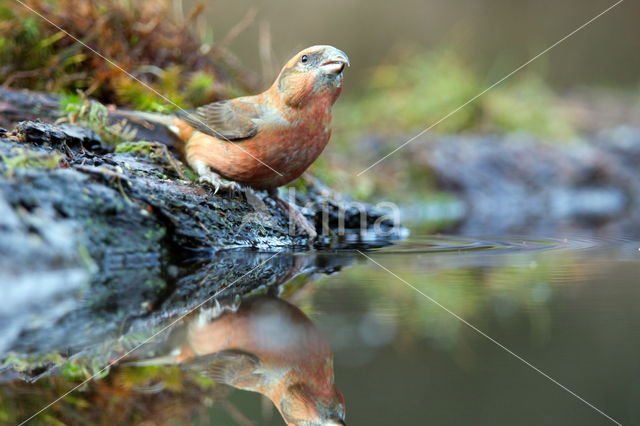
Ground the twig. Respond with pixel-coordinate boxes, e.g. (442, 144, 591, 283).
(2, 69, 42, 88)
(215, 8, 257, 50)
(145, 142, 189, 181)
(186, 2, 206, 24)
(219, 400, 255, 426)
(74, 165, 129, 181)
(258, 20, 274, 82)
(75, 165, 132, 203)
(172, 0, 185, 25)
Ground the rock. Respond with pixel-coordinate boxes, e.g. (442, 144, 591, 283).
(0, 88, 61, 127)
(15, 121, 110, 153)
(414, 131, 640, 237)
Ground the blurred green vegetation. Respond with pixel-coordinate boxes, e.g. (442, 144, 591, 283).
(60, 93, 138, 144)
(0, 0, 254, 110)
(334, 48, 575, 139)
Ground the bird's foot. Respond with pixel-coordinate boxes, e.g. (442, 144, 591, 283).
(269, 190, 317, 239)
(198, 172, 243, 194)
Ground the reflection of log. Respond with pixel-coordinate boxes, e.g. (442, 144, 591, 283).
(2, 250, 356, 382)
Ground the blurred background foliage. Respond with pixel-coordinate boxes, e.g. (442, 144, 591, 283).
(0, 0, 580, 135)
(334, 48, 574, 139)
(0, 0, 255, 111)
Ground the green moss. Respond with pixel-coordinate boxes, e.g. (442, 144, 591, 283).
(114, 77, 176, 113)
(60, 95, 137, 144)
(115, 141, 190, 180)
(192, 373, 216, 389)
(115, 141, 156, 155)
(119, 365, 185, 392)
(59, 358, 110, 381)
(1, 351, 65, 373)
(60, 362, 86, 380)
(186, 72, 217, 106)
(143, 226, 166, 241)
(183, 168, 198, 182)
(286, 178, 310, 195)
(1, 148, 63, 175)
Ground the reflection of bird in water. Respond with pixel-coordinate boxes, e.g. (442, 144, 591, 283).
(129, 295, 345, 426)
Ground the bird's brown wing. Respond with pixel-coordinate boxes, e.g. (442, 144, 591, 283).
(185, 349, 262, 387)
(176, 100, 259, 141)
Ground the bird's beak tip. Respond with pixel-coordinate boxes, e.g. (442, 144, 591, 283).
(324, 47, 350, 66)
(334, 51, 350, 67)
(320, 50, 350, 74)
(338, 53, 351, 67)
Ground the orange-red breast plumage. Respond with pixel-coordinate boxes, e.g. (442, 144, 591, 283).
(175, 45, 349, 191)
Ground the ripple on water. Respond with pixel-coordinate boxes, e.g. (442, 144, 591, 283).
(350, 234, 610, 254)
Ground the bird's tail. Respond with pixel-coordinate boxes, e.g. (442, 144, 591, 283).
(113, 109, 181, 134)
(109, 109, 184, 149)
(120, 354, 179, 367)
(115, 110, 177, 129)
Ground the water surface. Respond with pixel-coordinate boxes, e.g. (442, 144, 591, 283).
(3, 234, 640, 425)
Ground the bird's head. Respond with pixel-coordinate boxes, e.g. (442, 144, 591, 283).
(278, 382, 346, 426)
(274, 45, 350, 108)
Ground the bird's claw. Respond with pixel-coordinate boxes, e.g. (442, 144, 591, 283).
(198, 174, 243, 194)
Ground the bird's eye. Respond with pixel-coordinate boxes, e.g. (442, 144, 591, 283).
(300, 55, 308, 64)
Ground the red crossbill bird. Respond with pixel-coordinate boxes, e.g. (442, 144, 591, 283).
(126, 295, 346, 426)
(125, 45, 350, 238)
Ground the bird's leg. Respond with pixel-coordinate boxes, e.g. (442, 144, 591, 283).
(192, 160, 243, 194)
(268, 189, 317, 239)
